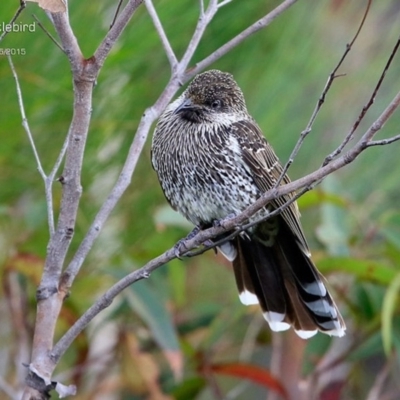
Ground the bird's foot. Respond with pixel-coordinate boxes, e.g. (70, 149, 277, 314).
(173, 225, 201, 258)
(213, 213, 237, 230)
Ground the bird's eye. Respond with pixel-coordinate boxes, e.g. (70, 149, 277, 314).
(211, 99, 222, 109)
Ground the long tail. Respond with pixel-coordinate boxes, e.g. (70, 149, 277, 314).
(226, 218, 345, 339)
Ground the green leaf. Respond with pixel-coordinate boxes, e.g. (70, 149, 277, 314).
(125, 280, 180, 352)
(297, 189, 348, 210)
(348, 331, 383, 362)
(167, 259, 187, 307)
(353, 283, 384, 319)
(318, 257, 396, 286)
(210, 362, 288, 399)
(381, 272, 400, 355)
(201, 303, 245, 349)
(170, 377, 206, 400)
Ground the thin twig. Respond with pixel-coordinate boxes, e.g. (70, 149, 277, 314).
(48, 133, 70, 184)
(275, 0, 372, 187)
(323, 31, 400, 166)
(7, 55, 55, 235)
(7, 57, 46, 180)
(186, 0, 299, 80)
(0, 0, 26, 42)
(32, 14, 65, 52)
(94, 0, 143, 71)
(109, 0, 124, 30)
(51, 12, 83, 69)
(178, 0, 219, 75)
(199, 0, 205, 16)
(218, 0, 233, 8)
(144, 0, 178, 69)
(366, 134, 400, 147)
(359, 91, 400, 145)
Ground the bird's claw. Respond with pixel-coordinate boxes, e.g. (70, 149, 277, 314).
(173, 225, 202, 259)
(173, 239, 186, 259)
(213, 213, 237, 230)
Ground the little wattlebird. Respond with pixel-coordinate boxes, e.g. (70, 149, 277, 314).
(151, 70, 345, 339)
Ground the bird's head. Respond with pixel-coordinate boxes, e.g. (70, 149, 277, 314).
(173, 70, 248, 123)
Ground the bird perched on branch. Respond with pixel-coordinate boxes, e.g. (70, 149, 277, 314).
(151, 69, 345, 339)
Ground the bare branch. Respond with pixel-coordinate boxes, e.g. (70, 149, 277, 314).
(323, 32, 400, 166)
(0, 0, 26, 42)
(7, 56, 46, 181)
(276, 0, 372, 187)
(187, 0, 299, 80)
(7, 55, 55, 235)
(24, 9, 94, 395)
(218, 0, 233, 8)
(359, 91, 400, 145)
(144, 0, 178, 69)
(366, 134, 400, 147)
(32, 14, 64, 52)
(109, 0, 124, 30)
(177, 0, 219, 74)
(94, 0, 143, 70)
(51, 12, 83, 68)
(48, 134, 70, 189)
(199, 0, 205, 16)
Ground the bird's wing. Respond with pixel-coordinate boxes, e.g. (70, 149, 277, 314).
(231, 119, 310, 254)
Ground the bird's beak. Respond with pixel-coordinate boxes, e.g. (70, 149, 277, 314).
(173, 98, 193, 115)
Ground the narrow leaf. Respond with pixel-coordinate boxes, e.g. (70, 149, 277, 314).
(170, 377, 206, 400)
(125, 281, 182, 375)
(125, 281, 180, 351)
(297, 189, 347, 209)
(210, 362, 288, 399)
(318, 257, 396, 286)
(381, 272, 400, 355)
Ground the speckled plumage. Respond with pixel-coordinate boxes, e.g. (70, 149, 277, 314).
(151, 70, 345, 338)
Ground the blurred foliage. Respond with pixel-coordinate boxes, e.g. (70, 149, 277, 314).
(1, 0, 400, 399)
